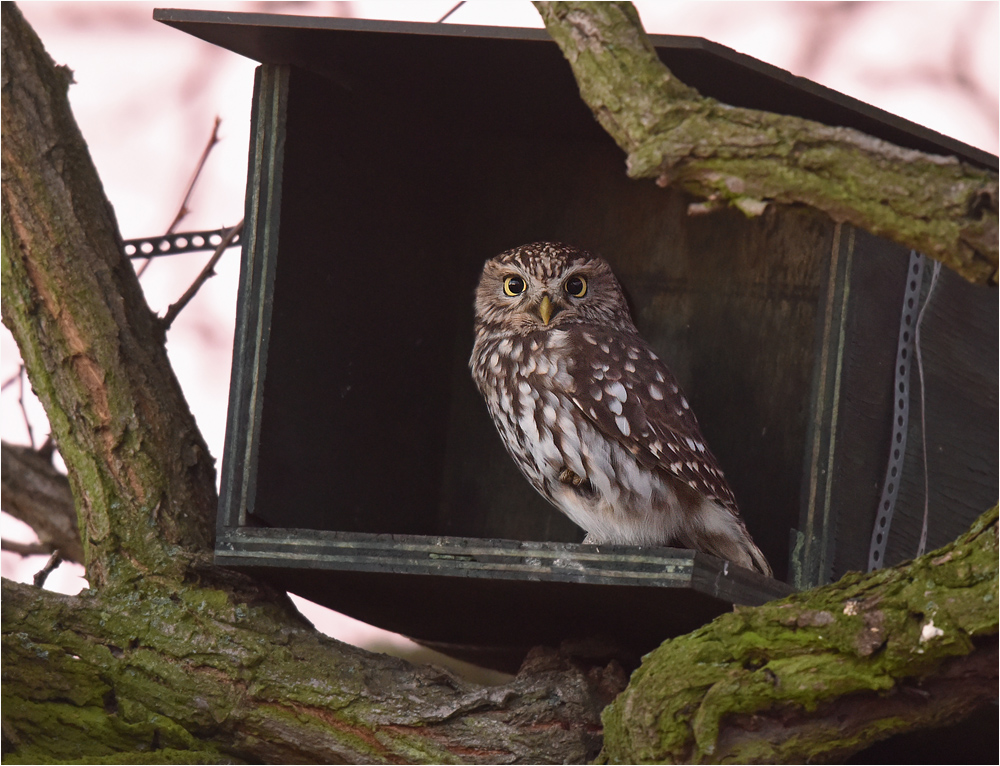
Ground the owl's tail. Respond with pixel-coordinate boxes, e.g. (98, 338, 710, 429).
(679, 504, 773, 577)
(741, 535, 773, 578)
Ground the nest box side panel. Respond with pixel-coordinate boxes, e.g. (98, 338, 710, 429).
(796, 226, 998, 585)
(219, 64, 288, 535)
(794, 226, 912, 587)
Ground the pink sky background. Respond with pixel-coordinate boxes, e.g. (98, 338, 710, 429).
(3, 0, 997, 675)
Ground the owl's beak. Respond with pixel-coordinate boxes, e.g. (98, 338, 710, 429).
(537, 294, 554, 325)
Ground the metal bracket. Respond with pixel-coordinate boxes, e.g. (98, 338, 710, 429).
(867, 250, 924, 570)
(123, 228, 242, 259)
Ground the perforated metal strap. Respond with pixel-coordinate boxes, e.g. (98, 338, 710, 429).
(914, 259, 942, 558)
(123, 228, 242, 259)
(868, 251, 924, 571)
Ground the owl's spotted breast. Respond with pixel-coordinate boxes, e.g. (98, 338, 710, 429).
(471, 330, 573, 492)
(470, 242, 771, 576)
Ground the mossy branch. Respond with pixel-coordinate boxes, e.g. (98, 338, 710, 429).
(600, 506, 999, 763)
(533, 1, 998, 285)
(1, 575, 609, 764)
(1, 2, 217, 586)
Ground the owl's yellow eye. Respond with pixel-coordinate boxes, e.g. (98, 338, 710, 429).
(564, 275, 587, 298)
(503, 276, 527, 296)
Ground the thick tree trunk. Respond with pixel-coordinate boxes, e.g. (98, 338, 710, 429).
(533, 1, 999, 285)
(2, 1, 217, 588)
(2, 3, 996, 764)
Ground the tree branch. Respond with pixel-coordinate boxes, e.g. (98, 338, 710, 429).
(599, 506, 999, 763)
(1, 575, 610, 764)
(2, 539, 57, 557)
(1, 440, 83, 564)
(165, 116, 222, 238)
(135, 117, 223, 279)
(32, 549, 63, 587)
(1, 2, 218, 587)
(533, 1, 998, 285)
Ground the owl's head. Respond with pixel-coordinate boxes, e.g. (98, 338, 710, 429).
(474, 242, 636, 336)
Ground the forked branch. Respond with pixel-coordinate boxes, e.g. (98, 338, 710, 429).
(533, 1, 998, 284)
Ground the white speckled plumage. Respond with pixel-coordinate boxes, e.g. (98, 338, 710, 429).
(470, 242, 771, 576)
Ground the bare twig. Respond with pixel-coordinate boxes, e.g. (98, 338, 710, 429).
(166, 116, 222, 236)
(2, 539, 55, 557)
(33, 550, 63, 587)
(437, 1, 465, 23)
(17, 364, 34, 449)
(159, 219, 244, 331)
(136, 116, 222, 278)
(2, 368, 21, 392)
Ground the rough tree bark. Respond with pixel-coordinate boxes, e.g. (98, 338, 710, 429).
(2, 3, 997, 764)
(533, 1, 999, 285)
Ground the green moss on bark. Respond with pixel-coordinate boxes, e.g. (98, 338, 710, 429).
(600, 507, 999, 764)
(2, 575, 605, 763)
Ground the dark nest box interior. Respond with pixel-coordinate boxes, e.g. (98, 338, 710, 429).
(157, 10, 998, 669)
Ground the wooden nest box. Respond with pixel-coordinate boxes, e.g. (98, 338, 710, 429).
(157, 10, 998, 669)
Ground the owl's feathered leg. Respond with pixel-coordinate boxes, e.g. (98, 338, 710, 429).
(558, 468, 584, 486)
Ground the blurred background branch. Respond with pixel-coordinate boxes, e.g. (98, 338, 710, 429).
(1, 441, 81, 565)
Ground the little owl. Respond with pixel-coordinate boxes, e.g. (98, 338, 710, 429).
(470, 242, 771, 576)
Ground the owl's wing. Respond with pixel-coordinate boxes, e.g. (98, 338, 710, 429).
(565, 327, 740, 515)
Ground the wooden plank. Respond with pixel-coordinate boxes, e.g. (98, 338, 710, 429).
(217, 528, 791, 601)
(217, 64, 288, 534)
(793, 224, 855, 589)
(217, 528, 791, 666)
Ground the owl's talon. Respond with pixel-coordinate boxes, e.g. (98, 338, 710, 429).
(558, 468, 584, 486)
